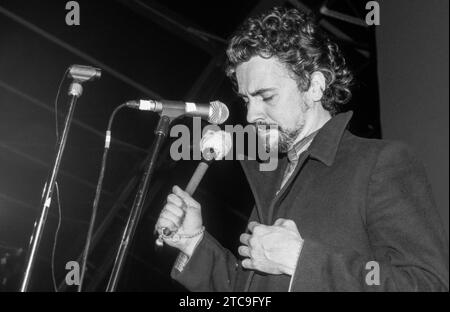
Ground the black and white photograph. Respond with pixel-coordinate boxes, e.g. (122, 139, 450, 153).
(0, 0, 448, 298)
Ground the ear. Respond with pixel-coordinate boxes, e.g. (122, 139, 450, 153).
(307, 71, 326, 102)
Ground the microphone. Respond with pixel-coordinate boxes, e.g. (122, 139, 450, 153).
(68, 65, 101, 82)
(126, 99, 229, 125)
(156, 130, 232, 245)
(184, 129, 233, 194)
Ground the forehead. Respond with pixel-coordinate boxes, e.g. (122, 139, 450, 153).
(235, 56, 292, 94)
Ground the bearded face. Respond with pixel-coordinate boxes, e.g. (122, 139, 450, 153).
(235, 56, 314, 156)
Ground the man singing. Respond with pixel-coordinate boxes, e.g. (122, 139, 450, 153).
(155, 7, 449, 291)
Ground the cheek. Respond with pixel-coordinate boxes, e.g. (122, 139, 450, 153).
(278, 91, 306, 127)
(265, 105, 301, 130)
(258, 86, 305, 127)
(263, 109, 283, 125)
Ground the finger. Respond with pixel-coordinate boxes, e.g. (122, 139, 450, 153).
(156, 216, 178, 233)
(275, 218, 298, 231)
(247, 221, 260, 233)
(239, 233, 251, 245)
(164, 203, 185, 218)
(154, 219, 168, 234)
(238, 245, 251, 258)
(249, 222, 268, 236)
(158, 210, 181, 228)
(241, 258, 255, 270)
(173, 185, 200, 208)
(166, 193, 183, 207)
(273, 218, 287, 226)
(248, 236, 257, 248)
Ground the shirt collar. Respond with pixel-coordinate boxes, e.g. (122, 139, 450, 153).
(287, 130, 319, 162)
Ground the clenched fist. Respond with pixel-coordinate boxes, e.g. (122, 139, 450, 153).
(155, 185, 204, 256)
(238, 218, 304, 276)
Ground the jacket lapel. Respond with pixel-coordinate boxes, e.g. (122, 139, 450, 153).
(239, 157, 288, 224)
(239, 111, 354, 225)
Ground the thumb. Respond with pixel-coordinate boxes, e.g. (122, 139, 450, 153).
(273, 218, 288, 226)
(274, 218, 299, 231)
(172, 185, 200, 209)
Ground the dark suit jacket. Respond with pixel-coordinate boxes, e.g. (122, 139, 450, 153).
(171, 112, 449, 291)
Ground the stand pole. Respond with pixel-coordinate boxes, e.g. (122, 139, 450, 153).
(20, 82, 83, 292)
(106, 115, 171, 292)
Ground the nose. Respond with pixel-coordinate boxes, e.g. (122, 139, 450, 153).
(246, 100, 265, 124)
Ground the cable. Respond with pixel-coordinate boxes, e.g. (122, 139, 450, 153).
(55, 68, 70, 143)
(77, 103, 129, 292)
(51, 181, 62, 292)
(50, 68, 68, 292)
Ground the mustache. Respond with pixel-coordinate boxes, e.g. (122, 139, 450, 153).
(253, 122, 292, 138)
(253, 121, 281, 130)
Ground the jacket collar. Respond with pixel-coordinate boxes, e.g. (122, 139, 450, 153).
(239, 111, 353, 222)
(240, 111, 353, 176)
(307, 111, 353, 166)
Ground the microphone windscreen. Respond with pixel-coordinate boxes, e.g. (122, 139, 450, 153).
(200, 130, 233, 160)
(208, 101, 229, 125)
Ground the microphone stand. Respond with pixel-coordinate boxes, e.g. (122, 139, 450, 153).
(20, 81, 83, 292)
(20, 65, 101, 292)
(106, 114, 172, 292)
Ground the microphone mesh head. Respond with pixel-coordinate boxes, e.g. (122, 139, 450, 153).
(208, 101, 229, 124)
(200, 130, 233, 160)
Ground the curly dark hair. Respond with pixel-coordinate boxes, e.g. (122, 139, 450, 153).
(226, 7, 353, 115)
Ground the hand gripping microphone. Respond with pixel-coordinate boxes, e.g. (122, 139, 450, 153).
(156, 130, 233, 246)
